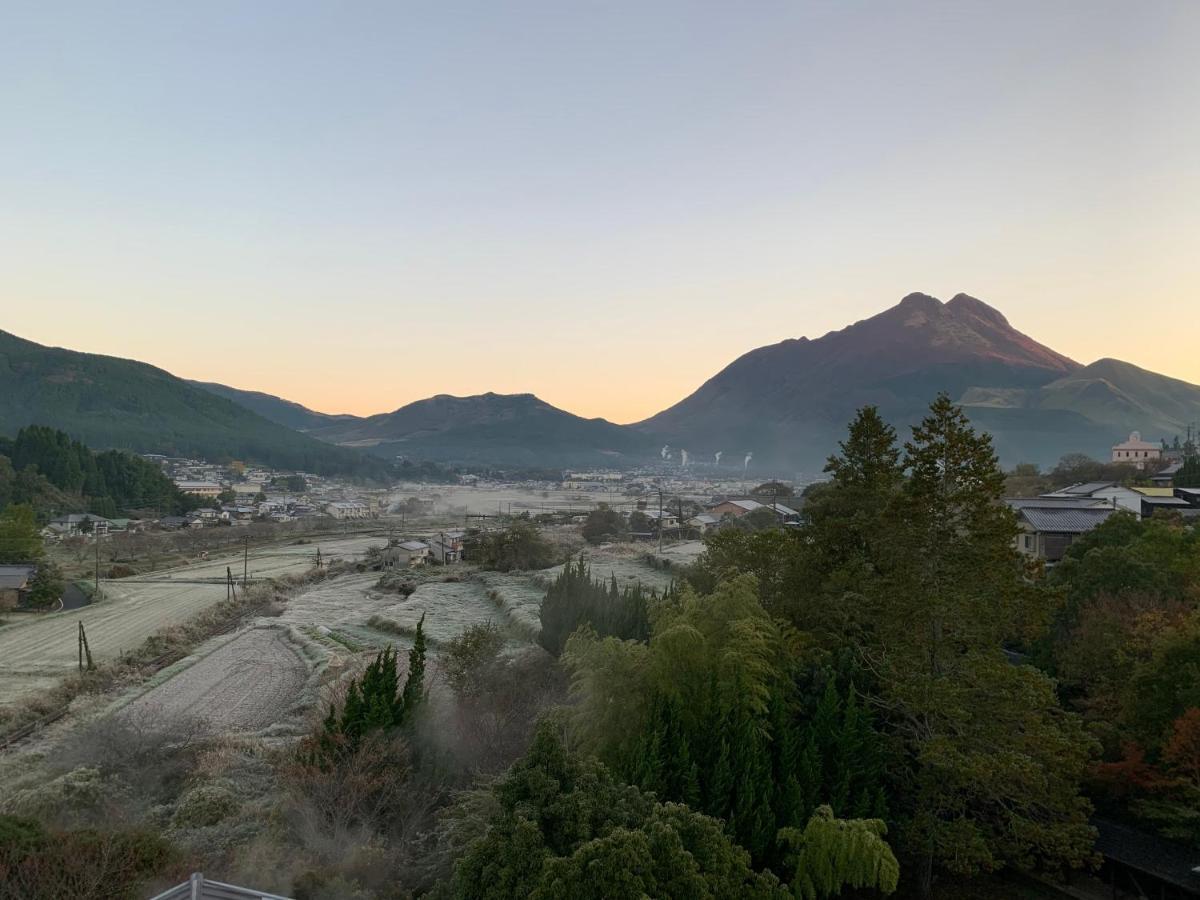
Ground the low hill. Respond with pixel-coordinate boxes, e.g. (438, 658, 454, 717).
(0, 330, 386, 478)
(311, 392, 655, 466)
(958, 358, 1200, 462)
(189, 381, 359, 432)
(1035, 359, 1200, 435)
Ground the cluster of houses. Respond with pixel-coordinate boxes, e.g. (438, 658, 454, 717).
(687, 496, 802, 533)
(379, 531, 466, 568)
(1006, 431, 1199, 564)
(1010, 483, 1200, 563)
(38, 495, 379, 540)
(607, 495, 802, 537)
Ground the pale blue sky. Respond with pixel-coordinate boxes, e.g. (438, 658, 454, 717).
(2, 1, 1197, 420)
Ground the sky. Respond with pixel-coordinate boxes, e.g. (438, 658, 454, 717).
(2, 1, 1198, 423)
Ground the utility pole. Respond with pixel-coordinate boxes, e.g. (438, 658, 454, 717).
(94, 536, 101, 599)
(78, 621, 93, 671)
(657, 489, 664, 557)
(243, 536, 249, 585)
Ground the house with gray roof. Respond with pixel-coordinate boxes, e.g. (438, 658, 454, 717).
(0, 565, 37, 610)
(1014, 505, 1116, 563)
(383, 540, 429, 568)
(1043, 482, 1144, 517)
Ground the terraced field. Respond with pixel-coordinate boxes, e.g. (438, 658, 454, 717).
(0, 535, 384, 708)
(118, 627, 309, 733)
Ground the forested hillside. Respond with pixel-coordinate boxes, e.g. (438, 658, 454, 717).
(0, 426, 197, 518)
(0, 329, 388, 478)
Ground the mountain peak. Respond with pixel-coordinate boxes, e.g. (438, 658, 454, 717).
(896, 292, 943, 312)
(946, 293, 1010, 327)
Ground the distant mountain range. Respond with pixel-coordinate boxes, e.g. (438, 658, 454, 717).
(7, 293, 1199, 473)
(306, 392, 654, 467)
(0, 330, 387, 478)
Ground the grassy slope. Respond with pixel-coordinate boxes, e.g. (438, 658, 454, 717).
(188, 380, 360, 432)
(0, 330, 385, 477)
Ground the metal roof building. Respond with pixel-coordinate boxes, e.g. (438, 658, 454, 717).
(1015, 506, 1116, 563)
(1019, 506, 1116, 534)
(148, 872, 293, 900)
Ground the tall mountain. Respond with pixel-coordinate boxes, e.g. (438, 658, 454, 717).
(189, 380, 360, 432)
(636, 293, 1196, 469)
(0, 329, 386, 478)
(173, 292, 1200, 473)
(311, 392, 654, 467)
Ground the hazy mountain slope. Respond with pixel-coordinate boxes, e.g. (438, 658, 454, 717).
(312, 392, 655, 466)
(126, 294, 1200, 473)
(1034, 359, 1200, 436)
(189, 380, 360, 432)
(636, 292, 1084, 467)
(0, 330, 385, 477)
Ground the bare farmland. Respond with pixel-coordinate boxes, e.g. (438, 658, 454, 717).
(117, 627, 310, 733)
(0, 534, 384, 708)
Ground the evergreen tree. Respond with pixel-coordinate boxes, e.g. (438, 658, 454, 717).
(824, 405, 902, 492)
(868, 395, 1093, 896)
(318, 615, 428, 760)
(399, 613, 427, 721)
(1175, 455, 1200, 488)
(539, 556, 659, 655)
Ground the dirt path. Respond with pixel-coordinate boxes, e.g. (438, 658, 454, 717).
(118, 627, 309, 733)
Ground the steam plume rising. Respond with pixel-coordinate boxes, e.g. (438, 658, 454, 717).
(743, 452, 753, 470)
(714, 451, 723, 465)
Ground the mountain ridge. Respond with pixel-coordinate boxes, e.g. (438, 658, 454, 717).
(0, 329, 386, 478)
(13, 290, 1200, 474)
(307, 391, 655, 466)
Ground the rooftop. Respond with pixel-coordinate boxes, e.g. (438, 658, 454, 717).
(1018, 506, 1115, 534)
(1047, 481, 1120, 496)
(0, 565, 36, 590)
(1093, 818, 1200, 893)
(1005, 497, 1109, 510)
(149, 872, 293, 900)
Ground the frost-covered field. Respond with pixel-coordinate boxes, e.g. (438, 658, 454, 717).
(0, 535, 385, 708)
(371, 581, 513, 644)
(117, 627, 310, 734)
(411, 485, 639, 517)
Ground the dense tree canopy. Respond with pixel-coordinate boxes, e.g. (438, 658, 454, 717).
(465, 520, 559, 572)
(678, 398, 1098, 896)
(0, 426, 197, 518)
(538, 557, 660, 655)
(581, 504, 627, 544)
(0, 505, 43, 564)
